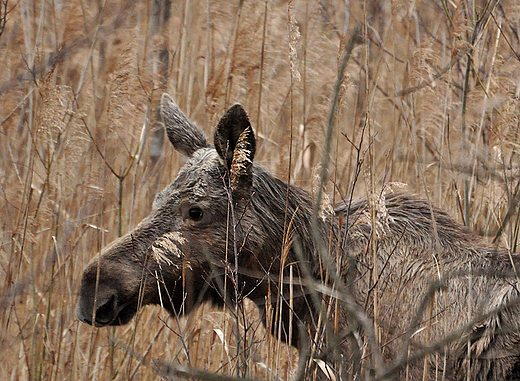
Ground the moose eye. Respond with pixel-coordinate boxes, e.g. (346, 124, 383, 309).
(188, 206, 204, 221)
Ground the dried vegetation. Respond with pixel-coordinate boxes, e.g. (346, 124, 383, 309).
(1, 0, 520, 380)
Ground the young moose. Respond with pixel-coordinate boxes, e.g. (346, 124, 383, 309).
(77, 94, 520, 380)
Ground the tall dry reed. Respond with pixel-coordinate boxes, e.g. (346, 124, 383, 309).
(1, 0, 519, 379)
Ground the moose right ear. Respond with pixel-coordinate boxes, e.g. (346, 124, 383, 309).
(214, 104, 256, 202)
(160, 93, 209, 156)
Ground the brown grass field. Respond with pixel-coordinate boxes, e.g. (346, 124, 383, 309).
(1, 0, 520, 379)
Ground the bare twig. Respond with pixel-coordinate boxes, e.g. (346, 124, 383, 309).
(0, 0, 9, 39)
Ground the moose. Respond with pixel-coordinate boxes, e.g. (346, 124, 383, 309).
(77, 93, 520, 380)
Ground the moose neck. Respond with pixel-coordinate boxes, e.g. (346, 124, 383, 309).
(238, 166, 333, 347)
(249, 166, 329, 269)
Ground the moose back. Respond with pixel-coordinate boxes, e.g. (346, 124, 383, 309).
(77, 93, 520, 380)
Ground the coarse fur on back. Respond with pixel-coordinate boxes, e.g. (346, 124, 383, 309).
(77, 93, 520, 380)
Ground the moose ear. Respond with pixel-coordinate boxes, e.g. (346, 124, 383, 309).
(214, 104, 256, 201)
(160, 93, 209, 156)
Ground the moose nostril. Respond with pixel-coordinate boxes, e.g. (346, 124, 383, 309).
(94, 295, 116, 325)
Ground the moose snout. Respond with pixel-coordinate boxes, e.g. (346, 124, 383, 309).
(76, 291, 119, 326)
(77, 254, 144, 327)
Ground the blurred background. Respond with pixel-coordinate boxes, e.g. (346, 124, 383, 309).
(1, 0, 519, 379)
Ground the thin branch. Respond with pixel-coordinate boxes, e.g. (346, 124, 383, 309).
(0, 0, 9, 39)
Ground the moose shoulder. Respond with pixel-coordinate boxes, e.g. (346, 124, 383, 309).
(77, 93, 520, 380)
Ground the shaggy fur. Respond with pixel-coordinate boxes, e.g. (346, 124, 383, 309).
(77, 93, 520, 380)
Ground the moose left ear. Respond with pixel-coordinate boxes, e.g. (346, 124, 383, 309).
(161, 93, 209, 157)
(214, 104, 256, 201)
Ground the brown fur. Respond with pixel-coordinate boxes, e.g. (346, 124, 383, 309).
(77, 94, 520, 380)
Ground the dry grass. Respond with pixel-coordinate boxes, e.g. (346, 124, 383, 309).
(1, 0, 520, 380)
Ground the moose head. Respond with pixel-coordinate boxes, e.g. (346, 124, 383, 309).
(76, 94, 267, 327)
(76, 92, 316, 344)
